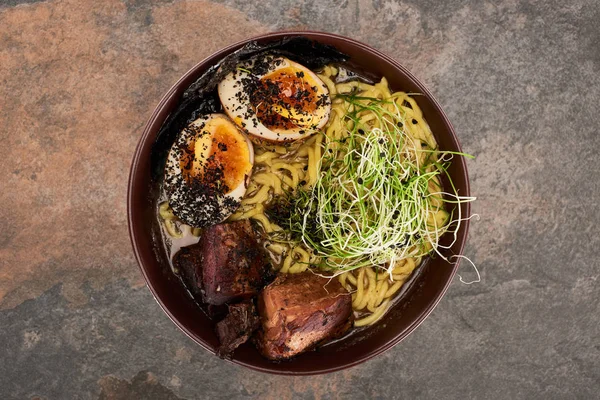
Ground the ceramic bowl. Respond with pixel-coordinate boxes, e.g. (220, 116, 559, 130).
(128, 31, 470, 375)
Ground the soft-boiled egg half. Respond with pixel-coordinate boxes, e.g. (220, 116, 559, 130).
(164, 113, 254, 228)
(218, 56, 331, 142)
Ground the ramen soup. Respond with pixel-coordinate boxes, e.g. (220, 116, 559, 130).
(154, 39, 472, 360)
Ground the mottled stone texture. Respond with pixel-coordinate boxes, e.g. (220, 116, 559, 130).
(0, 0, 598, 399)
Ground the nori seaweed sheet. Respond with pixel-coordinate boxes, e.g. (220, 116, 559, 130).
(150, 36, 348, 181)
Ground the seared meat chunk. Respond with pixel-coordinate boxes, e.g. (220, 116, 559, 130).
(216, 301, 260, 359)
(173, 220, 273, 305)
(201, 220, 273, 305)
(256, 272, 353, 360)
(172, 244, 203, 299)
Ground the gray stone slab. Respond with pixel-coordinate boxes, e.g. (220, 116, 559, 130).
(0, 0, 598, 399)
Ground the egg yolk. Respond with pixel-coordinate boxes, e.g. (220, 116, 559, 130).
(180, 118, 251, 193)
(254, 67, 320, 131)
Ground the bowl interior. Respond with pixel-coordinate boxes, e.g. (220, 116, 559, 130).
(128, 31, 470, 375)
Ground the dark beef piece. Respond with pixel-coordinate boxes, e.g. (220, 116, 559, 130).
(172, 220, 274, 306)
(201, 220, 273, 305)
(205, 304, 228, 320)
(216, 301, 260, 359)
(172, 246, 227, 319)
(172, 244, 204, 299)
(255, 272, 353, 360)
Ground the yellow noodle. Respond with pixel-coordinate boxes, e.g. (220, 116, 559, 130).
(280, 253, 293, 273)
(385, 280, 404, 298)
(273, 146, 287, 154)
(338, 272, 348, 287)
(392, 273, 409, 281)
(375, 280, 390, 307)
(364, 266, 377, 280)
(393, 258, 416, 275)
(367, 284, 380, 312)
(251, 213, 277, 232)
(159, 202, 182, 238)
(164, 219, 183, 238)
(355, 300, 390, 327)
(335, 81, 372, 94)
(272, 163, 300, 188)
(266, 242, 287, 255)
(292, 246, 311, 264)
(255, 151, 278, 163)
(278, 173, 294, 189)
(295, 146, 310, 157)
(307, 147, 317, 186)
(318, 74, 337, 96)
(159, 201, 176, 220)
(364, 271, 377, 310)
(253, 172, 283, 195)
(288, 261, 309, 274)
(345, 271, 357, 286)
(243, 185, 271, 205)
(352, 268, 366, 309)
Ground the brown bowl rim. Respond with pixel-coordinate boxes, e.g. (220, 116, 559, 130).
(128, 30, 471, 375)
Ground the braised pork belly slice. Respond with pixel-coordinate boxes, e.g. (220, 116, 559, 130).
(173, 220, 274, 306)
(216, 301, 260, 359)
(256, 271, 353, 360)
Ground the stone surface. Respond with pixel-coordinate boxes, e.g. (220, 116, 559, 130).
(0, 0, 598, 399)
